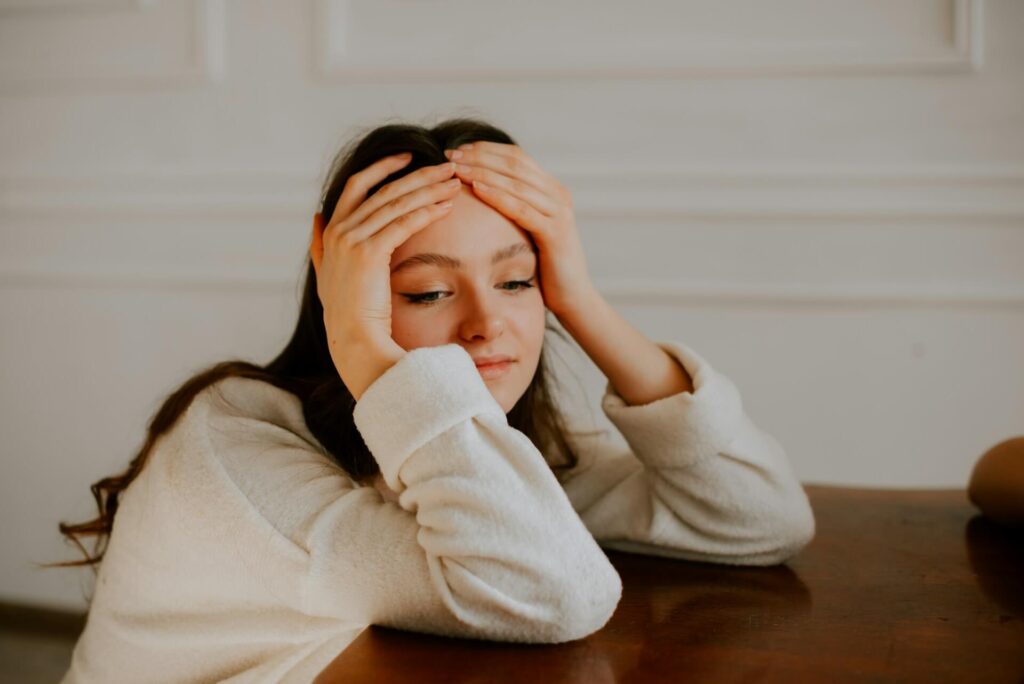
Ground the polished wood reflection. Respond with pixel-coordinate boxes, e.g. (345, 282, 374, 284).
(314, 485, 1024, 683)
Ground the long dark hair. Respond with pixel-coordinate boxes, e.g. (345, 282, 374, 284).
(44, 116, 587, 571)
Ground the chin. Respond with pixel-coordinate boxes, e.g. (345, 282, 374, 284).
(486, 384, 519, 414)
(490, 389, 512, 414)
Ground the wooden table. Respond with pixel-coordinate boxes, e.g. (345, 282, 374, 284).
(314, 485, 1024, 683)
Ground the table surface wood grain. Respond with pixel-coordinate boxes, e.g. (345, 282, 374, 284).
(314, 485, 1024, 683)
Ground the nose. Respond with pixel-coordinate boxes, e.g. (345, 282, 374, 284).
(457, 288, 505, 342)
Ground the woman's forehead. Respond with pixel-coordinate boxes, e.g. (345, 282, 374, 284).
(391, 187, 532, 264)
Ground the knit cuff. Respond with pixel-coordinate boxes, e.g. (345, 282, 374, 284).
(352, 343, 506, 492)
(600, 340, 746, 469)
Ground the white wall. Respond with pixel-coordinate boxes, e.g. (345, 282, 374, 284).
(1, 0, 1021, 611)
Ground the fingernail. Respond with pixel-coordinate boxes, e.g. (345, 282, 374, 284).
(448, 149, 463, 160)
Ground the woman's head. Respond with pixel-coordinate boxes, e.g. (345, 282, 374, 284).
(321, 118, 548, 412)
(46, 116, 582, 572)
(388, 182, 546, 412)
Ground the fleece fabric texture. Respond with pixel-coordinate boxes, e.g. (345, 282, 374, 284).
(60, 339, 815, 683)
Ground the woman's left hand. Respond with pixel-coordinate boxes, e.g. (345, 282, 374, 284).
(444, 141, 596, 320)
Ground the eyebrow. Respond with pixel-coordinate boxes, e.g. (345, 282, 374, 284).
(390, 242, 535, 275)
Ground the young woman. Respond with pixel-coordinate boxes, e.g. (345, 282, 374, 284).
(50, 117, 815, 683)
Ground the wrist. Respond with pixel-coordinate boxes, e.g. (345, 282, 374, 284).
(341, 343, 406, 402)
(550, 285, 604, 330)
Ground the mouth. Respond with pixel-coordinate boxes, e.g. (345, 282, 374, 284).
(475, 359, 515, 379)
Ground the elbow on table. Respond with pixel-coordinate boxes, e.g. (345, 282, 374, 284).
(437, 555, 624, 645)
(757, 496, 817, 565)
(546, 564, 623, 643)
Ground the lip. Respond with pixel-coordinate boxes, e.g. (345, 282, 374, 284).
(474, 358, 515, 380)
(473, 355, 514, 366)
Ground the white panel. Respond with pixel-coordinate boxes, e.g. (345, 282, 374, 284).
(0, 0, 225, 92)
(1, 0, 1022, 613)
(2, 165, 1022, 306)
(0, 0, 151, 9)
(316, 0, 983, 80)
(1, 285, 299, 609)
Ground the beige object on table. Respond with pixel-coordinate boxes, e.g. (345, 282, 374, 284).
(967, 436, 1024, 527)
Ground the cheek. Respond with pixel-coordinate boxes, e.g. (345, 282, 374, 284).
(389, 305, 443, 350)
(532, 303, 548, 339)
(519, 296, 548, 349)
(504, 289, 544, 324)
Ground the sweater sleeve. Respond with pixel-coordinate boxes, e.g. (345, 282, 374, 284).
(557, 339, 816, 566)
(204, 344, 621, 645)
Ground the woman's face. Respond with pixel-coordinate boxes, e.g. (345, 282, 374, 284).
(389, 183, 547, 412)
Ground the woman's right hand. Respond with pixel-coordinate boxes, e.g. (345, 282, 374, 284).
(309, 153, 462, 400)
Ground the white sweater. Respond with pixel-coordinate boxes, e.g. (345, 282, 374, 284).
(61, 339, 815, 683)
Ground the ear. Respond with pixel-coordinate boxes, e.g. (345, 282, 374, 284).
(310, 212, 325, 275)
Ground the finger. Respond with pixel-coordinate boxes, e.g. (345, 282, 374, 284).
(447, 145, 551, 197)
(345, 176, 462, 244)
(310, 212, 324, 275)
(367, 200, 456, 255)
(448, 141, 548, 179)
(470, 181, 551, 238)
(328, 152, 414, 232)
(451, 163, 559, 217)
(450, 141, 529, 165)
(344, 161, 456, 233)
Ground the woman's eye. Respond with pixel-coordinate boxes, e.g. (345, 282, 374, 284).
(500, 279, 536, 292)
(405, 291, 445, 305)
(402, 278, 536, 307)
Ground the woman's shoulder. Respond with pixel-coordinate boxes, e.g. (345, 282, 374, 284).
(196, 374, 297, 420)
(187, 375, 327, 455)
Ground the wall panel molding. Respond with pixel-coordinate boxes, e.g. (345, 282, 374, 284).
(314, 0, 983, 81)
(2, 163, 1022, 219)
(2, 163, 1022, 307)
(0, 0, 226, 93)
(0, 0, 152, 11)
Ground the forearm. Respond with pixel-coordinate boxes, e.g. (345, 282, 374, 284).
(554, 290, 694, 406)
(319, 343, 623, 641)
